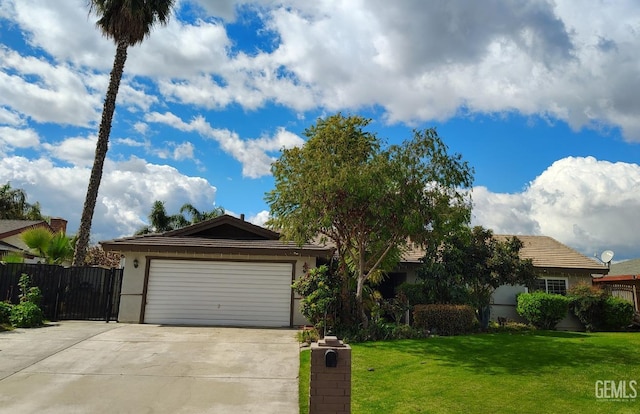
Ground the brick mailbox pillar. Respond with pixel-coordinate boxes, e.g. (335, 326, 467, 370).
(309, 336, 351, 414)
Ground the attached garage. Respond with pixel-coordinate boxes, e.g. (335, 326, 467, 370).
(144, 259, 293, 327)
(101, 214, 333, 327)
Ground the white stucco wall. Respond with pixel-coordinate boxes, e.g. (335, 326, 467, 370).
(490, 274, 592, 331)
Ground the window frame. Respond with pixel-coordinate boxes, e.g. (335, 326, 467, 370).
(533, 277, 569, 295)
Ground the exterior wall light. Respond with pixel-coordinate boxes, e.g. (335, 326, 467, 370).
(133, 258, 139, 268)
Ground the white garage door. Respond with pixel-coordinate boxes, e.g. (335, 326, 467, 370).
(144, 260, 293, 327)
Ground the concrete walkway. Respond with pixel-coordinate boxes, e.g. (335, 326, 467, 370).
(0, 321, 299, 413)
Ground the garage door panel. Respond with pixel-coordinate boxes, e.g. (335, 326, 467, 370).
(144, 260, 292, 327)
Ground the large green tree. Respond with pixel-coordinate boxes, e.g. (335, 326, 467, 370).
(266, 113, 473, 325)
(0, 182, 43, 220)
(420, 226, 537, 328)
(73, 0, 175, 265)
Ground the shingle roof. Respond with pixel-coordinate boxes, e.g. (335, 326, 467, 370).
(402, 234, 607, 272)
(100, 215, 333, 257)
(101, 234, 333, 257)
(609, 258, 640, 276)
(493, 235, 606, 271)
(0, 220, 46, 238)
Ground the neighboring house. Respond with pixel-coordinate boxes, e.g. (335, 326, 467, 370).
(378, 235, 609, 330)
(0, 218, 68, 262)
(592, 258, 640, 312)
(101, 214, 332, 328)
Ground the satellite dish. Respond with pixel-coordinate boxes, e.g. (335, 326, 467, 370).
(600, 250, 614, 264)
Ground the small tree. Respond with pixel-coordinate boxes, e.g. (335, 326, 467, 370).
(292, 264, 342, 333)
(420, 226, 537, 328)
(267, 113, 473, 326)
(0, 182, 43, 220)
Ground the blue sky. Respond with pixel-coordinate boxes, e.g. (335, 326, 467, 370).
(0, 0, 639, 261)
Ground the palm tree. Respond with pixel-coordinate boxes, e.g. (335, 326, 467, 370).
(179, 203, 225, 223)
(135, 200, 186, 235)
(21, 227, 75, 265)
(73, 0, 175, 266)
(135, 201, 225, 235)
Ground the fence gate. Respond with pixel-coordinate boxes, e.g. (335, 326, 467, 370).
(0, 263, 123, 322)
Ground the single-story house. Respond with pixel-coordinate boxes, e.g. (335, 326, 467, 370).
(101, 214, 332, 327)
(0, 218, 68, 261)
(378, 235, 610, 330)
(103, 216, 608, 330)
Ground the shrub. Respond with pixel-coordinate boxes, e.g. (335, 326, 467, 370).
(567, 283, 607, 331)
(413, 304, 475, 336)
(0, 301, 13, 324)
(516, 292, 569, 330)
(292, 265, 341, 330)
(297, 327, 320, 344)
(602, 296, 634, 331)
(396, 282, 430, 308)
(9, 302, 44, 328)
(18, 273, 42, 305)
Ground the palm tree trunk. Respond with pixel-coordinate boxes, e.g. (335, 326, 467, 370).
(73, 39, 128, 266)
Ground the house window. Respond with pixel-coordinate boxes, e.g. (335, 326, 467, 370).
(534, 278, 568, 295)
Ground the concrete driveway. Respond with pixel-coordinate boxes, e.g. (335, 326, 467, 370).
(0, 321, 300, 413)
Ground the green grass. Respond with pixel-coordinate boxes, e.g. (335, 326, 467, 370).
(300, 331, 640, 413)
(299, 346, 310, 413)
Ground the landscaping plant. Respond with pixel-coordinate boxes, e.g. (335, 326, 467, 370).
(567, 283, 607, 331)
(9, 301, 44, 328)
(516, 291, 569, 330)
(413, 304, 476, 336)
(602, 295, 634, 330)
(0, 301, 13, 325)
(8, 273, 44, 328)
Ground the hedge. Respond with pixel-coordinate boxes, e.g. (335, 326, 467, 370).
(516, 292, 569, 330)
(413, 304, 475, 336)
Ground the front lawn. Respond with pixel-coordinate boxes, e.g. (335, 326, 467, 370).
(300, 331, 640, 413)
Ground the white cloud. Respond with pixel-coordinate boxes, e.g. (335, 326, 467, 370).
(0, 107, 24, 126)
(0, 126, 39, 149)
(0, 154, 217, 243)
(1, 0, 640, 141)
(145, 111, 304, 178)
(249, 210, 270, 227)
(0, 48, 99, 127)
(173, 141, 195, 161)
(472, 157, 640, 260)
(42, 136, 97, 167)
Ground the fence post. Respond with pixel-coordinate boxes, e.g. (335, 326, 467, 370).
(104, 267, 115, 323)
(52, 266, 64, 321)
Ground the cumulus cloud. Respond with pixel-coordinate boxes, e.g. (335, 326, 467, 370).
(42, 136, 97, 167)
(3, 0, 640, 140)
(0, 49, 99, 127)
(0, 155, 217, 243)
(472, 157, 640, 260)
(145, 111, 304, 178)
(249, 210, 270, 227)
(0, 126, 39, 149)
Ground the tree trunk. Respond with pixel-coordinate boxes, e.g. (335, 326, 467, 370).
(73, 40, 128, 266)
(356, 246, 368, 328)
